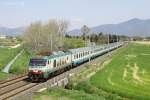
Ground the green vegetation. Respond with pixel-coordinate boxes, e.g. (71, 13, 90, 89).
(0, 47, 21, 70)
(0, 37, 21, 46)
(0, 72, 10, 81)
(34, 88, 105, 100)
(64, 38, 85, 49)
(34, 81, 124, 100)
(0, 37, 22, 80)
(10, 50, 30, 74)
(91, 43, 150, 99)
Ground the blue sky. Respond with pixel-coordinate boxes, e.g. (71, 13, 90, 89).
(0, 0, 150, 30)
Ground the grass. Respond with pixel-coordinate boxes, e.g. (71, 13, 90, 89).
(34, 88, 105, 100)
(10, 50, 30, 74)
(0, 72, 10, 81)
(64, 38, 85, 49)
(0, 47, 22, 70)
(34, 81, 124, 100)
(90, 43, 150, 99)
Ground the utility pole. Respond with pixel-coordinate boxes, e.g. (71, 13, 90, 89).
(81, 25, 90, 64)
(89, 32, 91, 64)
(117, 34, 119, 43)
(108, 34, 110, 45)
(51, 33, 53, 51)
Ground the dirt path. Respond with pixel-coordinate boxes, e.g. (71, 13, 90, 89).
(133, 41, 150, 45)
(2, 50, 24, 73)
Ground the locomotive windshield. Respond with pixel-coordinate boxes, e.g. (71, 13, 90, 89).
(29, 58, 46, 66)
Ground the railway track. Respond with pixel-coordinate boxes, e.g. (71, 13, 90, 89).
(0, 75, 28, 88)
(0, 82, 38, 100)
(0, 74, 30, 100)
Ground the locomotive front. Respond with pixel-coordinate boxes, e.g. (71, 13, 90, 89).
(28, 58, 48, 81)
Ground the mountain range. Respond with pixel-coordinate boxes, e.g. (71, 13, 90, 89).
(68, 18, 150, 37)
(0, 18, 150, 37)
(0, 27, 26, 36)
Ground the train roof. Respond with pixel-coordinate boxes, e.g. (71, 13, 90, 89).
(69, 45, 104, 53)
(30, 42, 123, 60)
(43, 51, 71, 59)
(31, 50, 71, 60)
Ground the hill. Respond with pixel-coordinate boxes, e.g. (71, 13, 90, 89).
(0, 27, 26, 36)
(68, 18, 150, 37)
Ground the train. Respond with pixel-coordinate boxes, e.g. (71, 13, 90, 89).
(28, 42, 124, 81)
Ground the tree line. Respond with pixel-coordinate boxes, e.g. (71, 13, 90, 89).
(23, 21, 130, 53)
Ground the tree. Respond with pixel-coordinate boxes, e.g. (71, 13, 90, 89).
(23, 22, 42, 52)
(57, 20, 69, 48)
(81, 25, 90, 40)
(23, 19, 69, 52)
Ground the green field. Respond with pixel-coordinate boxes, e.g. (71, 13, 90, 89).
(0, 47, 21, 70)
(10, 50, 30, 74)
(91, 43, 150, 99)
(0, 47, 22, 80)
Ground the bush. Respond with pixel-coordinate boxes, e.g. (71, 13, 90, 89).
(73, 81, 98, 94)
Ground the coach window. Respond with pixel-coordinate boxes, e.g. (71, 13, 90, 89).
(54, 60, 56, 67)
(67, 56, 68, 60)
